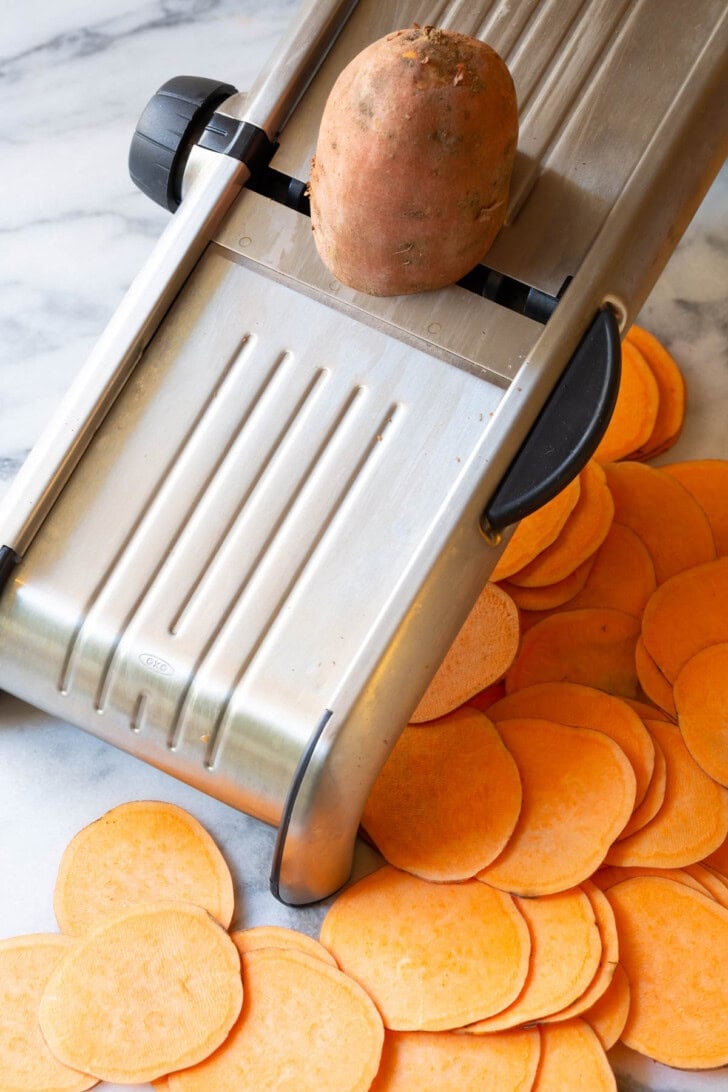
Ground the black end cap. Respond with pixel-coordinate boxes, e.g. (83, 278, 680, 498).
(129, 75, 237, 212)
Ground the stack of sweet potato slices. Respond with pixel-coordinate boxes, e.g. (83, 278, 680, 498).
(3, 324, 728, 1090)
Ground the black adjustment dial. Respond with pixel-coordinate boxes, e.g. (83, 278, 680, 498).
(129, 75, 237, 212)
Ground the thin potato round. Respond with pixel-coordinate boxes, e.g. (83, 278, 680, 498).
(663, 459, 728, 554)
(593, 339, 660, 462)
(581, 963, 631, 1051)
(499, 557, 594, 611)
(231, 925, 337, 966)
(491, 477, 581, 581)
(319, 866, 530, 1031)
(361, 708, 522, 881)
(602, 461, 715, 584)
(0, 934, 98, 1092)
(39, 901, 243, 1084)
(410, 582, 519, 722)
(464, 887, 601, 1031)
(606, 876, 728, 1068)
(705, 835, 728, 879)
(508, 462, 613, 588)
(169, 948, 383, 1092)
(634, 637, 676, 717)
(54, 800, 234, 934)
(641, 557, 728, 682)
(533, 1019, 616, 1090)
(370, 1027, 540, 1091)
(626, 325, 686, 460)
(567, 522, 656, 618)
(489, 682, 655, 808)
(540, 881, 619, 1023)
(605, 720, 728, 869)
(477, 719, 635, 896)
(616, 733, 667, 840)
(506, 608, 641, 699)
(674, 642, 728, 787)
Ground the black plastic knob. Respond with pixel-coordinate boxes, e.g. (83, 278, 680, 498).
(129, 75, 237, 212)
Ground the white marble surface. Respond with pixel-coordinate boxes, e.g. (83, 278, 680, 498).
(0, 2, 727, 1090)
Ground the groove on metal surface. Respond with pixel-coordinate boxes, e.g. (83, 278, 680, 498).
(475, 0, 541, 58)
(504, 0, 636, 221)
(167, 364, 330, 636)
(57, 333, 257, 697)
(164, 381, 388, 753)
(202, 399, 403, 769)
(92, 347, 319, 715)
(129, 692, 147, 733)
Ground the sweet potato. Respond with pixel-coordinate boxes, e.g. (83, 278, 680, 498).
(361, 708, 522, 881)
(674, 642, 728, 786)
(489, 681, 655, 808)
(499, 557, 594, 611)
(506, 608, 642, 699)
(533, 1019, 616, 1090)
(54, 800, 235, 934)
(370, 1027, 540, 1091)
(566, 522, 656, 618)
(605, 720, 728, 869)
(464, 887, 602, 1031)
(38, 901, 243, 1084)
(168, 948, 383, 1092)
(634, 636, 676, 717)
(0, 934, 97, 1092)
(319, 866, 530, 1031)
(230, 925, 337, 966)
(309, 26, 518, 295)
(410, 582, 519, 722)
(491, 477, 581, 582)
(592, 340, 660, 463)
(626, 326, 686, 459)
(602, 461, 716, 583)
(616, 735, 667, 840)
(606, 876, 728, 1068)
(581, 963, 631, 1051)
(477, 718, 635, 896)
(663, 459, 728, 554)
(508, 461, 614, 587)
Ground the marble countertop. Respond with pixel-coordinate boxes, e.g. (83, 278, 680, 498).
(1, 3, 726, 1090)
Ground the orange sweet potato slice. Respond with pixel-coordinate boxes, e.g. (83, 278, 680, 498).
(499, 557, 594, 612)
(634, 636, 677, 717)
(593, 339, 660, 463)
(361, 708, 521, 881)
(683, 864, 728, 910)
(626, 326, 686, 460)
(566, 522, 656, 618)
(0, 934, 98, 1092)
(616, 734, 667, 840)
(674, 642, 728, 787)
(490, 477, 581, 582)
(606, 876, 728, 1068)
(231, 925, 337, 966)
(168, 948, 383, 1092)
(477, 719, 635, 896)
(489, 682, 655, 808)
(319, 866, 530, 1031)
(54, 800, 235, 934)
(591, 865, 710, 897)
(533, 1019, 616, 1090)
(621, 697, 673, 723)
(410, 582, 519, 722)
(580, 963, 631, 1052)
(508, 462, 614, 588)
(641, 557, 728, 682)
(663, 459, 728, 555)
(370, 1027, 540, 1091)
(506, 608, 641, 699)
(605, 720, 728, 869)
(39, 901, 243, 1084)
(602, 461, 716, 584)
(464, 887, 601, 1031)
(704, 834, 728, 880)
(539, 881, 618, 1023)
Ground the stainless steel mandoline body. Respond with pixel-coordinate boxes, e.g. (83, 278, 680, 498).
(0, 0, 725, 904)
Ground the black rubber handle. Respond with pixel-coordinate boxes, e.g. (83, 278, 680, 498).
(483, 307, 621, 532)
(129, 76, 237, 212)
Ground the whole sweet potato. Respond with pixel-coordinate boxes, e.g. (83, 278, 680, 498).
(309, 25, 518, 296)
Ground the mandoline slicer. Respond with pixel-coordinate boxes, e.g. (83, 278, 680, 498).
(0, 0, 725, 904)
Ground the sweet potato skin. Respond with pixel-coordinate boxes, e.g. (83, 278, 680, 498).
(309, 26, 518, 295)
